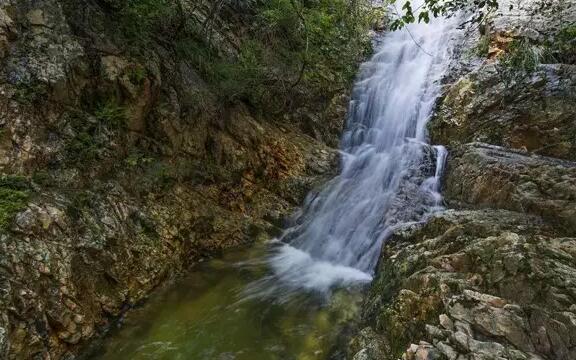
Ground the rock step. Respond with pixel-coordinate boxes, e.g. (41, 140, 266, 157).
(444, 142, 576, 235)
(352, 209, 576, 360)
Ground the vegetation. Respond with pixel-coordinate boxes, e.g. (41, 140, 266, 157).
(111, 0, 375, 111)
(387, 0, 499, 29)
(65, 102, 127, 165)
(0, 175, 30, 230)
(13, 81, 49, 105)
(500, 24, 576, 74)
(475, 35, 491, 57)
(66, 190, 95, 221)
(94, 100, 127, 129)
(545, 24, 576, 64)
(501, 38, 548, 72)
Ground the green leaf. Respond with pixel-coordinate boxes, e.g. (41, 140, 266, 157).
(418, 11, 430, 23)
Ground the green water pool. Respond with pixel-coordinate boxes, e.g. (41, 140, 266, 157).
(84, 243, 364, 360)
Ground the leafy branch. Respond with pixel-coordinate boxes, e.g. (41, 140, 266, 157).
(388, 0, 499, 30)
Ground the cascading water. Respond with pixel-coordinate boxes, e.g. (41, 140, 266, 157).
(248, 14, 461, 298)
(90, 12, 464, 360)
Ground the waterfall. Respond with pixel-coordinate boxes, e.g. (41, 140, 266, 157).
(246, 15, 461, 299)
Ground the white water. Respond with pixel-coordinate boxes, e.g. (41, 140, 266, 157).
(247, 16, 461, 299)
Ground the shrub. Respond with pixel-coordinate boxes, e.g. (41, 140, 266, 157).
(546, 25, 576, 64)
(501, 38, 550, 72)
(0, 175, 30, 230)
(475, 35, 491, 57)
(66, 191, 95, 222)
(109, 0, 374, 110)
(65, 101, 126, 165)
(94, 100, 127, 129)
(117, 0, 178, 42)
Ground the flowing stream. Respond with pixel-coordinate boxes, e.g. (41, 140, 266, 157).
(87, 14, 460, 360)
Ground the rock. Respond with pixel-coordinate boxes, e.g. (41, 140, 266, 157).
(348, 327, 390, 360)
(431, 63, 576, 160)
(443, 143, 576, 233)
(403, 342, 444, 360)
(26, 9, 47, 26)
(436, 341, 458, 360)
(0, 1, 346, 358)
(463, 289, 507, 308)
(360, 208, 576, 360)
(439, 314, 454, 331)
(357, 4, 576, 360)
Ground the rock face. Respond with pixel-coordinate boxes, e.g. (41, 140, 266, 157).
(444, 143, 576, 234)
(431, 64, 576, 160)
(0, 0, 349, 358)
(359, 210, 576, 360)
(353, 1, 576, 359)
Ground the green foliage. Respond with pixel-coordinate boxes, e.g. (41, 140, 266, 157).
(65, 101, 126, 165)
(66, 131, 101, 164)
(177, 38, 269, 104)
(300, 0, 374, 91)
(32, 171, 54, 187)
(546, 24, 576, 64)
(125, 151, 154, 167)
(501, 38, 548, 72)
(0, 175, 30, 190)
(388, 0, 499, 30)
(66, 190, 95, 221)
(94, 100, 127, 129)
(475, 35, 491, 57)
(13, 81, 49, 105)
(117, 0, 178, 42)
(500, 24, 576, 74)
(0, 175, 30, 230)
(115, 0, 374, 109)
(127, 65, 148, 85)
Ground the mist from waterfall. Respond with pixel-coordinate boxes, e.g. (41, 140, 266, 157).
(244, 14, 461, 300)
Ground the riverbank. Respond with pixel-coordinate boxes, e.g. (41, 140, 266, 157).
(349, 1, 576, 359)
(0, 0, 377, 358)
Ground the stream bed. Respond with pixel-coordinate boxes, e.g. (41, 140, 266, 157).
(84, 242, 364, 360)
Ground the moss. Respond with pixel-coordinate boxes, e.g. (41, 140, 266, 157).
(377, 289, 443, 358)
(94, 100, 127, 130)
(0, 175, 30, 230)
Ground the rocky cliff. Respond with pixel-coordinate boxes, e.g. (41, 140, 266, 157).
(351, 1, 576, 359)
(0, 0, 375, 358)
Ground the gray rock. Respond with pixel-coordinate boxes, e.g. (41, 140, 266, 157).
(443, 143, 576, 234)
